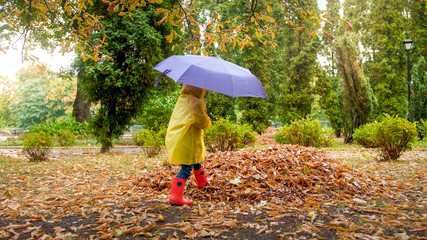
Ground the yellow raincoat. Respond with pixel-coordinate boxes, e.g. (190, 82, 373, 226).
(165, 84, 212, 165)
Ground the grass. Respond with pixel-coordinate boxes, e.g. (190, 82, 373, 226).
(327, 137, 365, 149)
(413, 139, 427, 148)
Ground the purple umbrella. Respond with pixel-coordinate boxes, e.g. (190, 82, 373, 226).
(153, 55, 268, 98)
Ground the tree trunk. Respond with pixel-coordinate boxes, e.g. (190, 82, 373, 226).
(72, 80, 91, 123)
(100, 143, 110, 153)
(100, 131, 113, 153)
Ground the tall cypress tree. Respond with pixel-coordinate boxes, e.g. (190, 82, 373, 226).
(333, 32, 374, 142)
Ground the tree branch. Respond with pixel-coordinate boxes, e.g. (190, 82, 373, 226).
(42, 0, 70, 32)
(21, 0, 32, 63)
(297, 0, 312, 16)
(245, 0, 266, 31)
(178, 1, 195, 39)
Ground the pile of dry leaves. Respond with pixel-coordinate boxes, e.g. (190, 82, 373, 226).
(135, 144, 396, 207)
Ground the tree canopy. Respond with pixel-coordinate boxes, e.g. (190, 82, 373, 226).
(0, 0, 337, 63)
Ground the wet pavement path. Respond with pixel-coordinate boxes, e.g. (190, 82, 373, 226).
(0, 146, 144, 160)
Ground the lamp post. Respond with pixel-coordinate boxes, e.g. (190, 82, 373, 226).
(404, 37, 413, 121)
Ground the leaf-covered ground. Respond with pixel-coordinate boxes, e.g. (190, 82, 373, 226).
(0, 136, 426, 239)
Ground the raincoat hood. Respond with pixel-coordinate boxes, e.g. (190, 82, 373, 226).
(181, 84, 206, 99)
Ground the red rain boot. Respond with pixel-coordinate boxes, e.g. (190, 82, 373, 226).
(193, 167, 211, 188)
(169, 178, 193, 206)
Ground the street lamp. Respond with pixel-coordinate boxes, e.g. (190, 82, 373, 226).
(404, 37, 413, 120)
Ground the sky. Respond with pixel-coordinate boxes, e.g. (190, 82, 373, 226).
(0, 47, 75, 80)
(0, 0, 328, 81)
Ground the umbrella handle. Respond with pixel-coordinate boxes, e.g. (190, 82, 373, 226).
(154, 69, 171, 87)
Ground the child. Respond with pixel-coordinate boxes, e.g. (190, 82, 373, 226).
(165, 84, 212, 206)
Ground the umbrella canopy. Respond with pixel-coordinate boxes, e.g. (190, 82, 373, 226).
(153, 55, 267, 98)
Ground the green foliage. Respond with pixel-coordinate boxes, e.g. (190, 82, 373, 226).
(274, 44, 319, 125)
(0, 77, 16, 127)
(316, 75, 345, 137)
(0, 117, 6, 129)
(321, 0, 343, 75)
(131, 129, 150, 146)
(138, 86, 180, 131)
(198, 0, 321, 129)
(409, 56, 427, 122)
(131, 128, 166, 157)
(238, 98, 273, 134)
(22, 131, 52, 162)
(0, 135, 25, 147)
(12, 65, 73, 129)
(375, 116, 418, 160)
(267, 0, 320, 125)
(333, 31, 374, 143)
(55, 129, 76, 147)
(352, 116, 419, 159)
(31, 115, 88, 135)
(13, 74, 50, 129)
(353, 0, 407, 118)
(207, 91, 237, 123)
(353, 122, 380, 148)
(204, 118, 256, 152)
(416, 119, 427, 140)
(274, 118, 332, 148)
(408, 1, 427, 69)
(29, 116, 88, 147)
(81, 4, 181, 153)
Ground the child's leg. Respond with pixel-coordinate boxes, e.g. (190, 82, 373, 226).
(193, 163, 202, 171)
(176, 165, 193, 180)
(170, 165, 193, 206)
(193, 163, 211, 188)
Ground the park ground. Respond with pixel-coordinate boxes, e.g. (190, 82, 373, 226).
(0, 130, 426, 240)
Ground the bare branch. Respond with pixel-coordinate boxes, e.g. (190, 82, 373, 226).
(297, 0, 312, 16)
(21, 0, 32, 63)
(42, 0, 70, 32)
(177, 1, 195, 39)
(245, 0, 266, 31)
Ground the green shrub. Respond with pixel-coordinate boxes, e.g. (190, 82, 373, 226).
(0, 117, 6, 129)
(22, 131, 52, 162)
(375, 116, 418, 160)
(274, 118, 331, 148)
(131, 128, 166, 157)
(55, 129, 76, 147)
(31, 115, 88, 136)
(238, 97, 274, 134)
(353, 122, 380, 148)
(138, 89, 180, 131)
(114, 137, 134, 146)
(1, 135, 25, 147)
(416, 119, 427, 140)
(204, 118, 256, 152)
(30, 116, 88, 146)
(132, 129, 150, 146)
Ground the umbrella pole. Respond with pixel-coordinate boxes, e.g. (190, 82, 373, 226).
(205, 90, 210, 112)
(205, 90, 210, 103)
